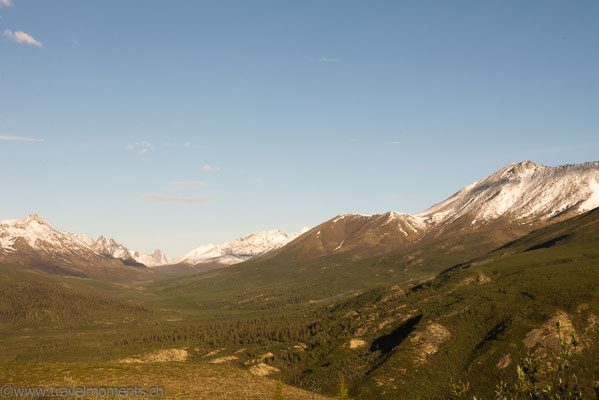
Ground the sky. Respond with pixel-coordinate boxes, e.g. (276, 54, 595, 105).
(1, 1, 598, 257)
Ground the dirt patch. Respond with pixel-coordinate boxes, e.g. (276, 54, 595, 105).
(202, 348, 225, 358)
(249, 362, 280, 376)
(411, 322, 451, 365)
(478, 273, 491, 284)
(522, 311, 579, 354)
(118, 348, 188, 363)
(577, 303, 589, 313)
(587, 314, 599, 333)
(349, 339, 367, 349)
(496, 353, 511, 369)
(245, 352, 274, 365)
(458, 276, 475, 286)
(209, 355, 238, 364)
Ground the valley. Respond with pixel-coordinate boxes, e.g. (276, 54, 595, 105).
(1, 161, 599, 398)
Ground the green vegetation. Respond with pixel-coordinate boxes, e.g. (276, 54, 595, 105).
(2, 209, 599, 398)
(335, 376, 352, 400)
(273, 377, 286, 400)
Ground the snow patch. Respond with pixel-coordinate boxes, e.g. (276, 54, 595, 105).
(580, 179, 599, 212)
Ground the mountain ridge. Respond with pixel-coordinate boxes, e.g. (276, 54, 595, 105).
(174, 227, 310, 266)
(2, 160, 598, 277)
(271, 160, 599, 261)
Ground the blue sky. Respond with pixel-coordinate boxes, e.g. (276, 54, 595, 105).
(1, 1, 598, 257)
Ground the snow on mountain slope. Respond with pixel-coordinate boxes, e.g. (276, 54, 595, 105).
(93, 235, 172, 267)
(267, 161, 599, 260)
(0, 215, 171, 267)
(416, 161, 599, 226)
(0, 214, 96, 255)
(175, 228, 309, 266)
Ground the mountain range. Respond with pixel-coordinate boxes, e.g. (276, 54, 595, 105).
(3, 159, 599, 400)
(1, 161, 598, 280)
(0, 215, 309, 278)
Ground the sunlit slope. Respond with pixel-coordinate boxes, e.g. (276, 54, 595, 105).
(279, 207, 599, 398)
(147, 220, 533, 311)
(0, 362, 330, 400)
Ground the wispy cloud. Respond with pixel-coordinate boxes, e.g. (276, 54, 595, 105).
(202, 165, 220, 172)
(184, 142, 192, 148)
(389, 141, 401, 145)
(380, 194, 401, 201)
(125, 140, 152, 154)
(141, 193, 215, 205)
(168, 180, 206, 188)
(0, 0, 14, 7)
(318, 57, 340, 63)
(0, 135, 43, 142)
(4, 30, 42, 47)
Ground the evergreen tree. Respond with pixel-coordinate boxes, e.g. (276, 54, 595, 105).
(273, 377, 285, 400)
(336, 376, 352, 400)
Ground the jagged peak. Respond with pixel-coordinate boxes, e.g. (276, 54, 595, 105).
(1, 213, 50, 226)
(417, 160, 599, 223)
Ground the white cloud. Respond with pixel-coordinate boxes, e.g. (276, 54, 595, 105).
(141, 194, 214, 205)
(184, 142, 192, 147)
(125, 141, 152, 154)
(318, 57, 340, 63)
(389, 141, 401, 145)
(0, 135, 42, 142)
(0, 0, 14, 7)
(202, 165, 220, 172)
(168, 180, 206, 188)
(4, 30, 42, 47)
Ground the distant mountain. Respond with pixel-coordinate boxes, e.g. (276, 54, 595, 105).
(0, 215, 158, 281)
(2, 161, 597, 281)
(174, 228, 309, 266)
(93, 235, 172, 267)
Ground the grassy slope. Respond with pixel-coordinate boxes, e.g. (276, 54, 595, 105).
(146, 222, 529, 313)
(2, 210, 599, 399)
(1, 362, 330, 400)
(280, 208, 599, 398)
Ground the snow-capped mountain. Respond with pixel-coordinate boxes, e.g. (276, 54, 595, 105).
(93, 235, 172, 267)
(0, 214, 161, 280)
(0, 215, 171, 268)
(175, 228, 309, 266)
(275, 161, 599, 260)
(416, 160, 599, 226)
(2, 161, 597, 275)
(0, 214, 97, 256)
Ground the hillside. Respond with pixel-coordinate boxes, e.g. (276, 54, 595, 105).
(2, 209, 599, 398)
(148, 161, 599, 309)
(120, 207, 599, 399)
(274, 207, 599, 398)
